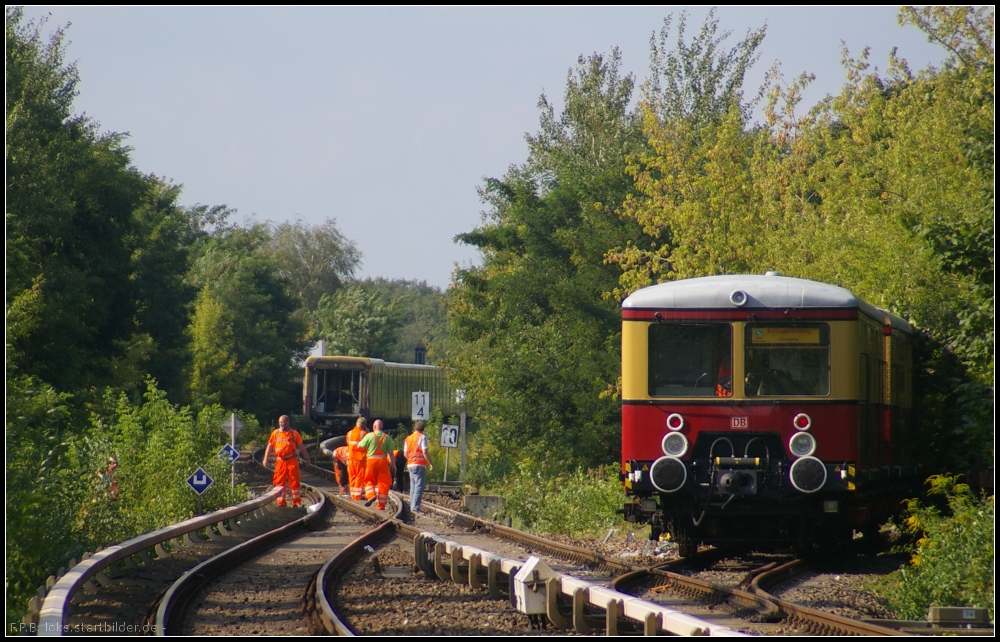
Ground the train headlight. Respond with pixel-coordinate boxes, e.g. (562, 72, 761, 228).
(662, 432, 689, 458)
(793, 413, 812, 431)
(666, 413, 685, 431)
(730, 290, 748, 306)
(650, 456, 687, 493)
(789, 456, 827, 493)
(789, 432, 817, 457)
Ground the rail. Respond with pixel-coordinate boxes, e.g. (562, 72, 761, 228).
(37, 486, 283, 636)
(154, 486, 327, 635)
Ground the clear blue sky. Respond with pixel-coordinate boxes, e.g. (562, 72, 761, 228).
(20, 6, 948, 290)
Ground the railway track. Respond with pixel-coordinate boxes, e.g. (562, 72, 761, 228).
(36, 451, 970, 637)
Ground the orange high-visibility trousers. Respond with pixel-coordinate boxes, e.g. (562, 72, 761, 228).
(348, 459, 366, 500)
(333, 460, 348, 494)
(273, 457, 302, 506)
(364, 457, 392, 509)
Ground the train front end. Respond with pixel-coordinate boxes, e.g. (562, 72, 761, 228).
(303, 356, 371, 435)
(620, 274, 897, 554)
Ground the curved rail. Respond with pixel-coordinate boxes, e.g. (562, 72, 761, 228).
(400, 493, 639, 574)
(38, 486, 283, 636)
(752, 559, 908, 636)
(154, 486, 327, 635)
(312, 513, 397, 634)
(301, 465, 751, 636)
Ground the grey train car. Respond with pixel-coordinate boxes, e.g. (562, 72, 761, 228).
(303, 356, 459, 435)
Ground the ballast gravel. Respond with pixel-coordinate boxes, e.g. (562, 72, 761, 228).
(332, 541, 550, 636)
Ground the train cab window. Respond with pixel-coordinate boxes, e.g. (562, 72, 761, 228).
(313, 367, 362, 414)
(648, 324, 732, 397)
(744, 325, 830, 396)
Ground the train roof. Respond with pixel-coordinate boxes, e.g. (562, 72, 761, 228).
(622, 274, 912, 333)
(305, 355, 443, 370)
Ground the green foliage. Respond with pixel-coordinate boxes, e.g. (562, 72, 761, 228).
(265, 217, 361, 315)
(449, 49, 640, 477)
(643, 9, 771, 127)
(492, 463, 624, 538)
(874, 475, 994, 620)
(186, 225, 309, 421)
(80, 382, 249, 538)
(128, 181, 206, 401)
(6, 7, 150, 392)
(5, 376, 86, 625)
(5, 378, 249, 625)
(4, 275, 45, 374)
(361, 278, 450, 364)
(316, 284, 399, 359)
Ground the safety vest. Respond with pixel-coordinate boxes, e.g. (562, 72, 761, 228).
(405, 432, 430, 466)
(272, 429, 300, 458)
(347, 427, 368, 462)
(333, 446, 350, 465)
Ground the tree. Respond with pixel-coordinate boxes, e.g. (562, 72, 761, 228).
(186, 225, 309, 420)
(607, 11, 773, 294)
(449, 50, 644, 475)
(643, 9, 771, 128)
(6, 7, 150, 392)
(315, 285, 399, 358)
(361, 277, 450, 364)
(265, 217, 361, 316)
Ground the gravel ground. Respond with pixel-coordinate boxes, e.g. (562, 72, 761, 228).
(769, 553, 904, 620)
(332, 540, 555, 636)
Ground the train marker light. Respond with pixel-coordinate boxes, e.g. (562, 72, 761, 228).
(666, 413, 685, 431)
(793, 413, 812, 431)
(789, 432, 817, 457)
(662, 432, 689, 458)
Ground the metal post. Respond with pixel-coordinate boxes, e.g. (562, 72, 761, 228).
(459, 410, 467, 481)
(231, 414, 237, 489)
(444, 447, 450, 482)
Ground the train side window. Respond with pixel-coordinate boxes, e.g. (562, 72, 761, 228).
(744, 324, 830, 396)
(648, 324, 732, 397)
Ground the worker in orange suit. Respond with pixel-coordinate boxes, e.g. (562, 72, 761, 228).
(358, 419, 395, 510)
(262, 415, 311, 507)
(332, 445, 350, 495)
(346, 417, 369, 501)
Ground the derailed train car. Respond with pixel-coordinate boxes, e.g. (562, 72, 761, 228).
(303, 356, 459, 436)
(620, 273, 919, 555)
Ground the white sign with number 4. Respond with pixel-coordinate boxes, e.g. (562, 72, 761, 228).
(412, 391, 429, 421)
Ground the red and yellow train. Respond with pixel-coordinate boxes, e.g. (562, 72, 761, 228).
(620, 273, 919, 554)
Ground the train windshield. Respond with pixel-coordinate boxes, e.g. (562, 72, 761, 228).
(648, 324, 732, 397)
(310, 366, 363, 415)
(744, 324, 830, 396)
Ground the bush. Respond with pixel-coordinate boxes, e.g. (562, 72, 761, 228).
(490, 462, 624, 538)
(5, 378, 250, 626)
(873, 475, 994, 621)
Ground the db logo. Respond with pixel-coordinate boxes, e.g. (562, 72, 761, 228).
(731, 416, 749, 429)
